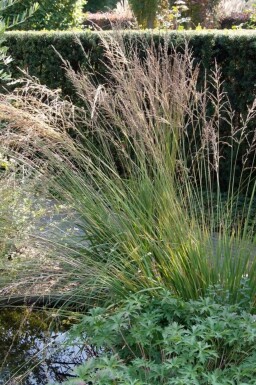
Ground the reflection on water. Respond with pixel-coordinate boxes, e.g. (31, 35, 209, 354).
(0, 308, 91, 385)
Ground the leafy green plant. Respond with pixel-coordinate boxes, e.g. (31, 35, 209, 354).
(0, 0, 38, 82)
(0, 172, 42, 258)
(64, 289, 256, 385)
(1, 0, 86, 31)
(242, 2, 256, 28)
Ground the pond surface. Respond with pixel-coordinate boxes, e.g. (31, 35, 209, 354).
(0, 308, 91, 385)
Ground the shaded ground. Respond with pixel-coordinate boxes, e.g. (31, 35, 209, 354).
(0, 198, 84, 306)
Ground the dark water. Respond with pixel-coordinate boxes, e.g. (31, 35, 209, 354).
(0, 308, 90, 385)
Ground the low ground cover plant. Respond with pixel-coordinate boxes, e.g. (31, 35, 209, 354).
(65, 289, 256, 385)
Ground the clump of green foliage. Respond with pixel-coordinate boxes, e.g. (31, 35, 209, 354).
(0, 0, 38, 81)
(0, 17, 10, 81)
(128, 0, 221, 28)
(66, 288, 256, 385)
(243, 3, 256, 28)
(1, 0, 86, 31)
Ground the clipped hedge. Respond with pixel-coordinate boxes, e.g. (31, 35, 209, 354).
(5, 30, 256, 116)
(5, 31, 104, 95)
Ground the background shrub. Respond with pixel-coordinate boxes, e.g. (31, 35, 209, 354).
(187, 0, 221, 27)
(85, 0, 118, 13)
(215, 0, 255, 28)
(0, 0, 86, 31)
(218, 11, 251, 29)
(129, 0, 159, 28)
(83, 12, 134, 30)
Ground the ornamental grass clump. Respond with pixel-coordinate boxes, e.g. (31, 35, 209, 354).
(0, 33, 256, 308)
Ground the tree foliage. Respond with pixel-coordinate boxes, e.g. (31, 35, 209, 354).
(0, 0, 38, 81)
(85, 0, 118, 13)
(0, 0, 86, 31)
(129, 0, 221, 28)
(128, 0, 159, 28)
(187, 0, 220, 27)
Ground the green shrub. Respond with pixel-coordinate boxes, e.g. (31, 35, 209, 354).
(187, 0, 220, 27)
(129, 1, 221, 28)
(129, 0, 159, 28)
(1, 0, 86, 31)
(66, 289, 256, 385)
(0, 0, 38, 82)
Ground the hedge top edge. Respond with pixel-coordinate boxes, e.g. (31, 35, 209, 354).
(5, 29, 256, 37)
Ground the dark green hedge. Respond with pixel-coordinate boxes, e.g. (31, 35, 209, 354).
(5, 30, 256, 116)
(5, 31, 104, 96)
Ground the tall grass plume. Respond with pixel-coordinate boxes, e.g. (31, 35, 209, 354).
(1, 33, 256, 308)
